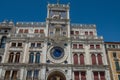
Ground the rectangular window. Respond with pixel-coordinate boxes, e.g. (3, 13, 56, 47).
(115, 61, 120, 71)
(71, 31, 74, 35)
(90, 31, 93, 35)
(37, 43, 41, 47)
(75, 31, 79, 35)
(113, 52, 117, 58)
(19, 29, 23, 33)
(24, 29, 29, 33)
(50, 32, 53, 34)
(96, 45, 100, 49)
(118, 75, 120, 80)
(40, 29, 44, 33)
(56, 28, 60, 32)
(18, 43, 22, 47)
(79, 44, 83, 49)
(85, 31, 88, 35)
(90, 45, 94, 49)
(73, 44, 77, 49)
(34, 29, 39, 33)
(11, 43, 16, 47)
(31, 43, 35, 47)
(112, 45, 115, 48)
(4, 71, 10, 80)
(108, 45, 111, 48)
(63, 32, 66, 35)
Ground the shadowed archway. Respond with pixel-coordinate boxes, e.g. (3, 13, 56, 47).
(47, 71, 66, 80)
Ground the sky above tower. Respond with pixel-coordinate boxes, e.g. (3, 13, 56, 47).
(0, 0, 120, 42)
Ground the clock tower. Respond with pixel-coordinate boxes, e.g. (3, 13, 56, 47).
(46, 2, 70, 38)
(46, 2, 72, 80)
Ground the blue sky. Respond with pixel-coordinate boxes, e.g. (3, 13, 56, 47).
(0, 0, 120, 42)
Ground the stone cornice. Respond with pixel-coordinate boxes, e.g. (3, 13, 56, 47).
(0, 63, 109, 69)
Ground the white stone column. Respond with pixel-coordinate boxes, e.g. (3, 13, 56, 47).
(78, 54, 80, 64)
(13, 52, 16, 63)
(46, 4, 50, 38)
(67, 6, 70, 38)
(41, 67, 46, 80)
(86, 69, 92, 80)
(105, 70, 111, 80)
(42, 42, 47, 63)
(67, 8, 70, 20)
(22, 68, 27, 80)
(1, 69, 5, 80)
(2, 43, 9, 63)
(22, 42, 29, 63)
(19, 68, 24, 80)
(67, 22, 70, 38)
(72, 71, 74, 80)
(102, 44, 108, 65)
(67, 43, 71, 64)
(47, 6, 50, 18)
(45, 21, 49, 37)
(84, 45, 90, 65)
(67, 69, 72, 80)
(0, 69, 2, 79)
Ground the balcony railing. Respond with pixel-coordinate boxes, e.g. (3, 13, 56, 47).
(16, 22, 46, 27)
(48, 4, 69, 8)
(9, 47, 23, 51)
(71, 35, 103, 40)
(10, 34, 45, 38)
(71, 24, 96, 28)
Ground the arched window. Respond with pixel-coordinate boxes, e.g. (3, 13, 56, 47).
(74, 54, 78, 64)
(81, 72, 86, 80)
(91, 54, 96, 65)
(26, 70, 32, 80)
(74, 71, 79, 80)
(100, 72, 105, 80)
(33, 70, 39, 79)
(1, 36, 7, 48)
(80, 54, 84, 65)
(35, 52, 40, 63)
(8, 52, 14, 63)
(11, 71, 17, 80)
(4, 70, 10, 80)
(0, 56, 2, 63)
(93, 72, 99, 80)
(29, 52, 34, 63)
(97, 54, 103, 65)
(15, 53, 20, 63)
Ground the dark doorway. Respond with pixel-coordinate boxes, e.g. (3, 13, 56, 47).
(47, 71, 66, 80)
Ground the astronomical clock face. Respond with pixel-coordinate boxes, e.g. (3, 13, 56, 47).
(50, 47, 64, 60)
(47, 46, 68, 63)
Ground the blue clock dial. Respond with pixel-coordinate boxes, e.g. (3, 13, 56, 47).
(50, 47, 64, 60)
(53, 49, 62, 57)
